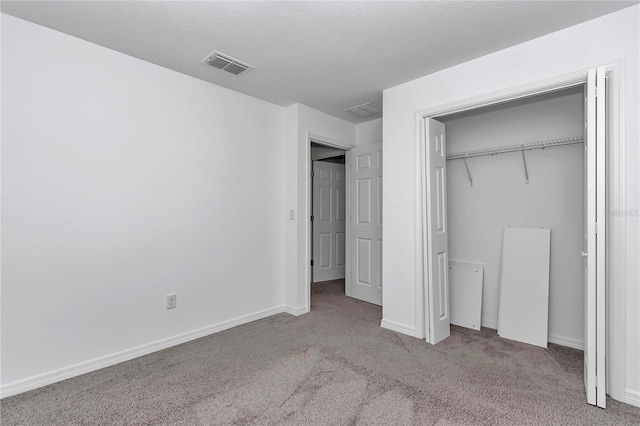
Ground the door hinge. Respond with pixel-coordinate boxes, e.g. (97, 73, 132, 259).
(311, 171, 315, 178)
(311, 259, 314, 266)
(595, 221, 598, 234)
(311, 215, 314, 222)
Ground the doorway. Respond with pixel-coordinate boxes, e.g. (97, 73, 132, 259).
(308, 140, 384, 307)
(310, 142, 347, 285)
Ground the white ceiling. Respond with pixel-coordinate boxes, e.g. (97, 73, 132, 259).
(2, 1, 636, 123)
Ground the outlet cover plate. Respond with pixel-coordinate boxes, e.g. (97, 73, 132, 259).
(166, 293, 177, 309)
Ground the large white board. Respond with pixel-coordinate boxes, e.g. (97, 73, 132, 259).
(449, 260, 484, 331)
(498, 227, 551, 348)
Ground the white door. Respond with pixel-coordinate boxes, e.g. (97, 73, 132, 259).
(584, 67, 607, 408)
(424, 118, 450, 344)
(348, 143, 382, 305)
(312, 161, 346, 282)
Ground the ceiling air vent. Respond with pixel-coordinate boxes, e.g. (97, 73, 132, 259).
(202, 51, 253, 76)
(345, 103, 381, 117)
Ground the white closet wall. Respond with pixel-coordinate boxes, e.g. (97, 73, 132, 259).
(441, 88, 585, 348)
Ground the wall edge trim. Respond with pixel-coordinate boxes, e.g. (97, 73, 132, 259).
(282, 305, 309, 316)
(0, 305, 286, 399)
(381, 319, 416, 337)
(547, 334, 584, 351)
(625, 389, 640, 408)
(481, 319, 584, 350)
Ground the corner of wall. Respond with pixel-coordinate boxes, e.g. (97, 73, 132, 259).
(284, 104, 358, 311)
(283, 105, 300, 309)
(356, 117, 383, 146)
(625, 388, 640, 408)
(380, 319, 416, 337)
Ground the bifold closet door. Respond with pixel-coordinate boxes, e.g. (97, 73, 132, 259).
(424, 118, 450, 344)
(584, 66, 606, 408)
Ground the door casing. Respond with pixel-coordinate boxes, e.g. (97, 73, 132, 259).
(304, 134, 355, 311)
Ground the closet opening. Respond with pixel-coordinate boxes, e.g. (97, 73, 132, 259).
(434, 85, 586, 354)
(419, 65, 615, 409)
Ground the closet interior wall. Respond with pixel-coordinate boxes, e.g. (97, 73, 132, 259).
(440, 86, 585, 349)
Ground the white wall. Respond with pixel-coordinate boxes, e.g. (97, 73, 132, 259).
(356, 118, 382, 146)
(284, 104, 355, 312)
(383, 5, 639, 404)
(441, 89, 585, 348)
(1, 15, 286, 390)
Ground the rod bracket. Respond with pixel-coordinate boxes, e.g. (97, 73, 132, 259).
(521, 150, 529, 184)
(463, 158, 473, 187)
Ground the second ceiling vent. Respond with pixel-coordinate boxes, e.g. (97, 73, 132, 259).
(345, 103, 381, 117)
(202, 51, 253, 76)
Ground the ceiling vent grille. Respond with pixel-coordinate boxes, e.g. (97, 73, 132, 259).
(202, 51, 253, 76)
(345, 103, 381, 117)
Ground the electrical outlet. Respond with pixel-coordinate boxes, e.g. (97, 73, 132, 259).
(166, 293, 177, 309)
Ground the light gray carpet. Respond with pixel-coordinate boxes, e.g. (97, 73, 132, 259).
(2, 279, 639, 425)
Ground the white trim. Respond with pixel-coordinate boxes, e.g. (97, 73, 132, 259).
(595, 65, 607, 408)
(380, 319, 416, 337)
(414, 113, 427, 339)
(417, 69, 587, 119)
(308, 133, 355, 151)
(282, 305, 309, 316)
(304, 137, 312, 312)
(482, 320, 584, 350)
(345, 149, 353, 297)
(0, 305, 286, 399)
(481, 319, 498, 330)
(602, 62, 626, 402)
(548, 334, 584, 351)
(415, 63, 626, 402)
(625, 389, 640, 408)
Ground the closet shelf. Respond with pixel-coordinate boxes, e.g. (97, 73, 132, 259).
(446, 136, 584, 161)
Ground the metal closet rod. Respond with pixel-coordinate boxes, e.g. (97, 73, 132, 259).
(445, 136, 584, 161)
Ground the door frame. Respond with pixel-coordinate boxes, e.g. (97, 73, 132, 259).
(414, 63, 626, 400)
(305, 134, 354, 310)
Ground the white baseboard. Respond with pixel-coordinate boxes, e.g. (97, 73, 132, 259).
(0, 305, 286, 399)
(480, 319, 584, 350)
(282, 305, 308, 316)
(380, 319, 416, 337)
(481, 319, 498, 330)
(626, 389, 640, 408)
(547, 334, 584, 350)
